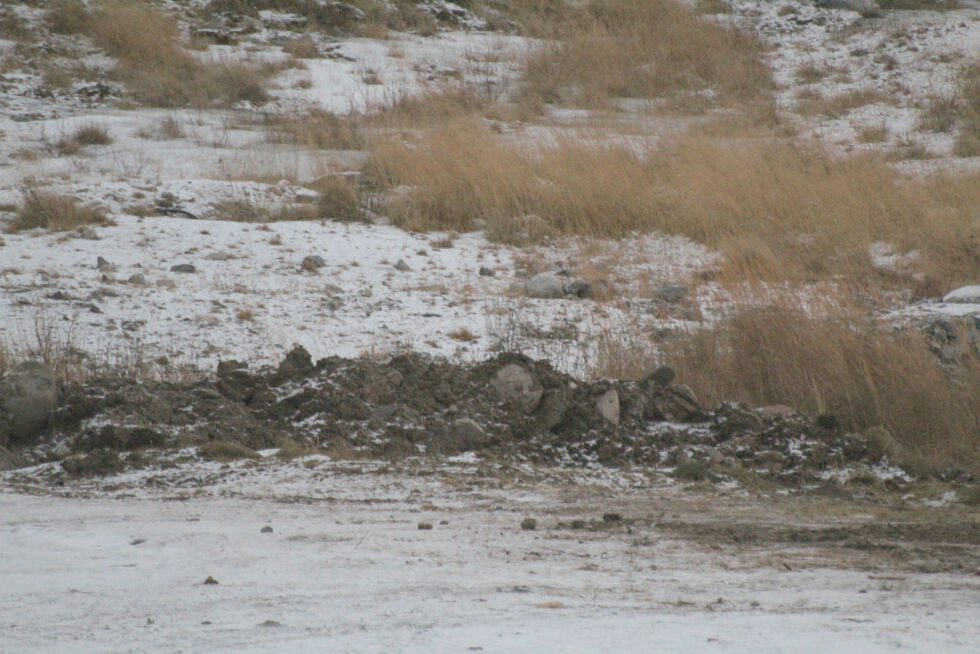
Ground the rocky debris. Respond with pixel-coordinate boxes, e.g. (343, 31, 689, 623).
(301, 255, 326, 272)
(261, 525, 273, 533)
(943, 286, 980, 304)
(394, 259, 411, 271)
(0, 362, 57, 447)
(520, 517, 537, 530)
(417, 521, 433, 530)
(128, 273, 146, 285)
(96, 257, 116, 272)
(479, 266, 496, 277)
(170, 264, 196, 274)
(491, 364, 543, 414)
(0, 347, 945, 485)
(203, 576, 219, 585)
(79, 228, 99, 240)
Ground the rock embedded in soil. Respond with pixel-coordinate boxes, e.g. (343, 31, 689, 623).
(394, 259, 411, 271)
(170, 264, 196, 274)
(417, 521, 433, 530)
(301, 255, 326, 272)
(525, 273, 565, 299)
(596, 389, 620, 426)
(644, 366, 675, 388)
(491, 364, 543, 414)
(0, 361, 57, 447)
(478, 266, 495, 277)
(520, 517, 537, 530)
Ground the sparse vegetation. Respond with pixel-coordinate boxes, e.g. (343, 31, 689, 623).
(795, 89, 893, 118)
(365, 120, 980, 289)
(664, 298, 980, 474)
(48, 0, 276, 107)
(9, 191, 107, 232)
(519, 0, 770, 110)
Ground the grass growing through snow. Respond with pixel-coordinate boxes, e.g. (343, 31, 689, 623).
(663, 296, 980, 475)
(365, 120, 980, 292)
(518, 0, 771, 110)
(9, 191, 107, 232)
(48, 0, 276, 107)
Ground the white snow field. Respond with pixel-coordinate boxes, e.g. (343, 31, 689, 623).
(2, 458, 978, 654)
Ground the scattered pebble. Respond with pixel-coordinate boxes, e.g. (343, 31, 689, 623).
(520, 517, 537, 530)
(260, 525, 273, 533)
(417, 521, 433, 530)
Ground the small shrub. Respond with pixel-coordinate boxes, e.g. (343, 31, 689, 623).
(199, 440, 260, 462)
(282, 36, 319, 59)
(46, 0, 91, 34)
(10, 191, 107, 232)
(918, 93, 958, 132)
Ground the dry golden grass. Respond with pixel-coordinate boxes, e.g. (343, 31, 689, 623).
(58, 0, 274, 107)
(953, 68, 980, 157)
(663, 296, 980, 475)
(266, 108, 364, 149)
(9, 191, 107, 232)
(519, 0, 770, 110)
(795, 89, 893, 119)
(856, 122, 889, 143)
(365, 120, 980, 291)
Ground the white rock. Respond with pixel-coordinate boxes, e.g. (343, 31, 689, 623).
(596, 389, 620, 426)
(942, 286, 980, 304)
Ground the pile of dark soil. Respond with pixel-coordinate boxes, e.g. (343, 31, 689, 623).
(3, 346, 956, 486)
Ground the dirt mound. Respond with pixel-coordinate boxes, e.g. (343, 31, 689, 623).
(0, 347, 955, 485)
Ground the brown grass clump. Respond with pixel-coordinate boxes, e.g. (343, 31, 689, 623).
(199, 440, 260, 462)
(45, 0, 92, 35)
(795, 89, 893, 118)
(520, 0, 770, 109)
(267, 108, 364, 149)
(9, 191, 107, 232)
(61, 1, 274, 107)
(365, 121, 980, 290)
(664, 297, 980, 474)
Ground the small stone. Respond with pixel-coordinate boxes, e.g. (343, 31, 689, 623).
(79, 228, 99, 240)
(520, 517, 537, 530)
(170, 264, 196, 273)
(394, 259, 411, 271)
(570, 519, 586, 529)
(96, 256, 115, 272)
(260, 525, 273, 533)
(596, 389, 620, 426)
(602, 512, 622, 523)
(203, 576, 219, 585)
(301, 255, 326, 272)
(418, 521, 433, 530)
(128, 273, 146, 285)
(479, 266, 495, 277)
(259, 620, 282, 628)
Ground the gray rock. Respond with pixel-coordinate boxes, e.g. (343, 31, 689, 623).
(564, 279, 592, 299)
(596, 388, 620, 426)
(520, 517, 537, 530)
(79, 228, 99, 240)
(128, 273, 146, 285)
(0, 361, 57, 447)
(526, 273, 564, 299)
(204, 251, 234, 261)
(394, 259, 411, 271)
(653, 285, 688, 303)
(536, 390, 568, 431)
(437, 418, 488, 453)
(644, 366, 675, 388)
(478, 266, 495, 277)
(491, 364, 543, 414)
(943, 286, 980, 304)
(96, 256, 115, 272)
(260, 525, 273, 533)
(302, 255, 326, 271)
(757, 405, 795, 420)
(170, 264, 196, 274)
(651, 384, 702, 422)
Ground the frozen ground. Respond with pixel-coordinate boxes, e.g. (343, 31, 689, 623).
(2, 458, 978, 653)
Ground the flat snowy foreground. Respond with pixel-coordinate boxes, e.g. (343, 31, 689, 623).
(1, 461, 977, 653)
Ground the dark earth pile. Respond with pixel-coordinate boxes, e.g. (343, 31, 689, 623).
(0, 347, 960, 484)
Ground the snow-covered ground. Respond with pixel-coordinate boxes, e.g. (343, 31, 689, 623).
(2, 458, 978, 653)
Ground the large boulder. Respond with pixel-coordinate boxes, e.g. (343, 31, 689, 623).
(491, 364, 543, 414)
(0, 361, 58, 446)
